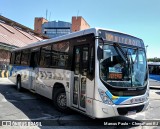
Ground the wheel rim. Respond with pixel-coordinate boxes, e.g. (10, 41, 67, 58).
(57, 93, 67, 109)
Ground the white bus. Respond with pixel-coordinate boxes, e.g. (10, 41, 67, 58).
(8, 28, 149, 118)
(148, 62, 160, 86)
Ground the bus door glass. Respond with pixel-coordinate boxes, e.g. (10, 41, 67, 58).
(73, 45, 89, 111)
(29, 49, 40, 90)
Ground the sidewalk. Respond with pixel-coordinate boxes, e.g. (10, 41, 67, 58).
(149, 89, 160, 100)
(0, 78, 14, 85)
(149, 79, 160, 90)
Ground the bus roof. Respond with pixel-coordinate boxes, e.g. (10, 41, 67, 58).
(12, 28, 143, 51)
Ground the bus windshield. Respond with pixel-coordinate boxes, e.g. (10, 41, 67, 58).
(100, 44, 148, 88)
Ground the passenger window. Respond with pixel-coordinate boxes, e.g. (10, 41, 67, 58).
(82, 47, 89, 76)
(51, 50, 59, 67)
(21, 49, 30, 65)
(10, 52, 15, 64)
(74, 48, 80, 75)
(15, 51, 21, 65)
(51, 41, 69, 68)
(40, 45, 51, 67)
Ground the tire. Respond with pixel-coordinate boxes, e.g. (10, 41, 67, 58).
(53, 88, 69, 112)
(16, 77, 22, 91)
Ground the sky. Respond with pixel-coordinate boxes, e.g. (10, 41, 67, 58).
(0, 0, 160, 58)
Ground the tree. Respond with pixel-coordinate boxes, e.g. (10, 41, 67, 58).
(148, 58, 160, 62)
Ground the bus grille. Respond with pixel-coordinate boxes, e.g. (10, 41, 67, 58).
(117, 105, 144, 115)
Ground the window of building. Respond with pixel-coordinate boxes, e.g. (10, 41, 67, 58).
(56, 29, 70, 34)
(44, 28, 70, 35)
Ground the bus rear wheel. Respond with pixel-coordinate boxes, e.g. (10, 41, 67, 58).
(16, 77, 22, 91)
(53, 88, 69, 112)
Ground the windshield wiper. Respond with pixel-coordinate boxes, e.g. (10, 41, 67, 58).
(113, 43, 130, 63)
(113, 43, 133, 85)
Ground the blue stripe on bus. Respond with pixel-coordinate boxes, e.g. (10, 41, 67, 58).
(106, 90, 131, 105)
(149, 74, 160, 81)
(8, 65, 29, 76)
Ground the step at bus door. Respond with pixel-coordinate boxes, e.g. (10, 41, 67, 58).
(72, 45, 89, 111)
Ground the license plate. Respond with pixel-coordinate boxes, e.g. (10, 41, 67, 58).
(127, 110, 136, 115)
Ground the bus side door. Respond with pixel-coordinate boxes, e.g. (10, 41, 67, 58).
(72, 45, 89, 111)
(29, 50, 39, 91)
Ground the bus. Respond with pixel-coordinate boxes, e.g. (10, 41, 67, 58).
(8, 28, 149, 118)
(148, 62, 160, 86)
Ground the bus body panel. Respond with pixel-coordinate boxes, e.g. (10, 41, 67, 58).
(21, 67, 30, 89)
(34, 68, 72, 99)
(9, 65, 29, 86)
(84, 78, 95, 116)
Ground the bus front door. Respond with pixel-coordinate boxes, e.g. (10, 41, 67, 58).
(72, 45, 89, 111)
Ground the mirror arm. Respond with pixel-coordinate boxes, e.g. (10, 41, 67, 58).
(95, 36, 105, 59)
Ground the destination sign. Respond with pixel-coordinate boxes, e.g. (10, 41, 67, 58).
(99, 30, 145, 48)
(108, 73, 122, 80)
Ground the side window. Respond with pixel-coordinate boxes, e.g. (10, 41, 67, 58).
(82, 47, 89, 76)
(149, 65, 154, 74)
(51, 41, 69, 68)
(10, 52, 15, 64)
(58, 53, 68, 67)
(30, 51, 39, 68)
(51, 50, 59, 67)
(149, 65, 160, 75)
(15, 51, 21, 65)
(21, 49, 30, 65)
(74, 48, 80, 75)
(40, 45, 51, 67)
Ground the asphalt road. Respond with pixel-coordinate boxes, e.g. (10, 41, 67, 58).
(0, 78, 160, 129)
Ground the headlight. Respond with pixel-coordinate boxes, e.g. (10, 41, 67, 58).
(98, 89, 113, 105)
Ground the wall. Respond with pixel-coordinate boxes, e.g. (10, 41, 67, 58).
(34, 17, 48, 34)
(72, 16, 90, 32)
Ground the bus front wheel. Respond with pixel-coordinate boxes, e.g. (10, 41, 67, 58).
(53, 88, 69, 112)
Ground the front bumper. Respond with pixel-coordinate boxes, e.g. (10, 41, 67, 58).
(92, 99, 149, 119)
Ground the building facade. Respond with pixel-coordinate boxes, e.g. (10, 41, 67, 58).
(0, 15, 47, 75)
(71, 16, 90, 32)
(34, 18, 48, 34)
(34, 16, 90, 38)
(42, 21, 71, 38)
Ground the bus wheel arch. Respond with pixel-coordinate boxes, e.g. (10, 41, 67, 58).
(52, 83, 69, 112)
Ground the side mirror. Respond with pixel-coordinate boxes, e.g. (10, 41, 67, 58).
(97, 46, 103, 60)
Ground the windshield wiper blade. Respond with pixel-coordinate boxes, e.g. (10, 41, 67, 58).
(113, 43, 129, 62)
(113, 43, 133, 86)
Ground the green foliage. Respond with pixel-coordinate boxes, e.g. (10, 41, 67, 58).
(148, 58, 160, 62)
